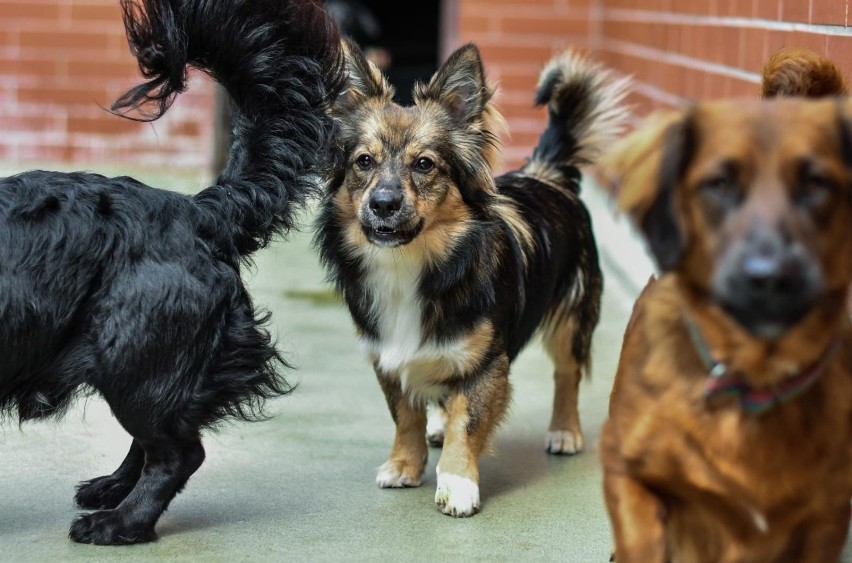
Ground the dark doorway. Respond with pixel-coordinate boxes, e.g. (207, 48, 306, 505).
(328, 0, 441, 105)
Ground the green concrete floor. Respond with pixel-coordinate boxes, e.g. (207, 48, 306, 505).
(0, 167, 850, 561)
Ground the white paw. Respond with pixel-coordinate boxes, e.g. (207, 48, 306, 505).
(546, 429, 585, 455)
(426, 402, 447, 446)
(434, 471, 480, 517)
(376, 461, 423, 488)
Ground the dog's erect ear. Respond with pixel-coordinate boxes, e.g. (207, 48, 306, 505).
(415, 44, 491, 124)
(602, 108, 694, 271)
(335, 38, 394, 112)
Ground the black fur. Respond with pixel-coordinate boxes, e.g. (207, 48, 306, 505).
(644, 112, 696, 271)
(0, 0, 342, 545)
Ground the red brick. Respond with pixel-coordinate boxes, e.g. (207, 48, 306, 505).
(812, 0, 846, 25)
(0, 56, 60, 78)
(498, 14, 589, 37)
(0, 2, 62, 20)
(825, 34, 852, 79)
(754, 0, 781, 19)
(781, 0, 812, 22)
(19, 29, 110, 51)
(17, 84, 110, 106)
(740, 27, 767, 73)
(70, 2, 124, 23)
(68, 115, 139, 135)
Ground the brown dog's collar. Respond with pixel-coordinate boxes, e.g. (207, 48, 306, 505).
(683, 314, 838, 415)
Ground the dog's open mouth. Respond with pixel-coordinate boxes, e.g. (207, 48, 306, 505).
(363, 219, 424, 247)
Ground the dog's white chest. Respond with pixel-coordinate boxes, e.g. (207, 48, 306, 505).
(360, 250, 424, 372)
(359, 250, 467, 399)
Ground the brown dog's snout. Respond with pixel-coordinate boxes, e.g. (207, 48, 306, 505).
(713, 225, 821, 338)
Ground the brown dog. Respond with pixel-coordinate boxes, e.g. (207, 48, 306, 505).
(599, 97, 852, 561)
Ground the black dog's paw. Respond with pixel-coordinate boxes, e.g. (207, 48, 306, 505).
(75, 476, 135, 510)
(69, 510, 156, 545)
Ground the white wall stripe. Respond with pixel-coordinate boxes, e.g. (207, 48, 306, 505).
(603, 8, 852, 36)
(605, 38, 761, 83)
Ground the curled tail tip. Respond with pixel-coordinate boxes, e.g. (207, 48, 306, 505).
(534, 49, 632, 164)
(761, 47, 847, 98)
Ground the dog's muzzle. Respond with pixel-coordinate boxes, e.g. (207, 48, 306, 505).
(361, 187, 422, 247)
(712, 228, 822, 339)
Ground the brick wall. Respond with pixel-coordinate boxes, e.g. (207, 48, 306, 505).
(453, 0, 852, 172)
(597, 0, 852, 117)
(3, 1, 851, 171)
(450, 0, 599, 171)
(0, 0, 213, 169)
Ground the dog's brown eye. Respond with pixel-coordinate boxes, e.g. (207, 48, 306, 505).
(413, 157, 434, 172)
(797, 174, 836, 208)
(355, 154, 374, 170)
(699, 175, 742, 208)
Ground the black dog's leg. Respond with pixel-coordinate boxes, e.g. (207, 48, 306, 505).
(69, 439, 205, 545)
(75, 440, 145, 510)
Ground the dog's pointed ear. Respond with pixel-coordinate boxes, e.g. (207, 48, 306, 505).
(335, 38, 394, 113)
(601, 108, 695, 271)
(415, 44, 491, 124)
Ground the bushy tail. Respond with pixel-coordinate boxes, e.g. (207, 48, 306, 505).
(524, 50, 630, 192)
(760, 47, 847, 98)
(113, 0, 345, 260)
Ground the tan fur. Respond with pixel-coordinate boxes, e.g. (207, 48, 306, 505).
(437, 356, 511, 479)
(600, 98, 852, 561)
(761, 47, 848, 98)
(542, 316, 583, 445)
(375, 374, 428, 487)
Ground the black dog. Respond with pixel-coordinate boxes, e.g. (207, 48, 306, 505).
(0, 0, 342, 545)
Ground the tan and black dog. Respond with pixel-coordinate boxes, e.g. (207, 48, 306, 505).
(599, 98, 852, 561)
(316, 42, 629, 516)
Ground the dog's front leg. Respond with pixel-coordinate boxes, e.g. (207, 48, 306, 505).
(435, 355, 511, 517)
(603, 470, 667, 563)
(375, 370, 428, 488)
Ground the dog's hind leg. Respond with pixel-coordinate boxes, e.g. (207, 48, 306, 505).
(375, 371, 428, 488)
(75, 440, 145, 510)
(425, 400, 448, 447)
(69, 438, 205, 545)
(543, 315, 587, 455)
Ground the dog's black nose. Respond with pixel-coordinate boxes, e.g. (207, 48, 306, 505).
(741, 254, 802, 297)
(714, 226, 821, 338)
(369, 188, 403, 219)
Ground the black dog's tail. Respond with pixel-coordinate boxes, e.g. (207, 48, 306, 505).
(113, 0, 344, 260)
(523, 50, 630, 193)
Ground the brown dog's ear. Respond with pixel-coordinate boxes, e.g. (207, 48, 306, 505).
(335, 38, 394, 113)
(603, 108, 695, 271)
(415, 44, 492, 124)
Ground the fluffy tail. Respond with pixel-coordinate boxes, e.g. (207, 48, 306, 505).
(761, 47, 847, 98)
(523, 50, 630, 192)
(113, 0, 345, 260)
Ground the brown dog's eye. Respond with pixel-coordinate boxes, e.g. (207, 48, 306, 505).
(797, 174, 836, 208)
(413, 157, 434, 172)
(699, 175, 742, 208)
(355, 154, 374, 170)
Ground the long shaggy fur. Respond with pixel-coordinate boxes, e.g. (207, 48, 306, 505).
(0, 0, 342, 545)
(760, 47, 848, 98)
(317, 45, 628, 516)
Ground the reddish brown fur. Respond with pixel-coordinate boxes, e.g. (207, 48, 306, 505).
(600, 98, 852, 561)
(761, 47, 848, 98)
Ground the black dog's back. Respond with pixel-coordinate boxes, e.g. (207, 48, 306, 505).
(0, 0, 342, 545)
